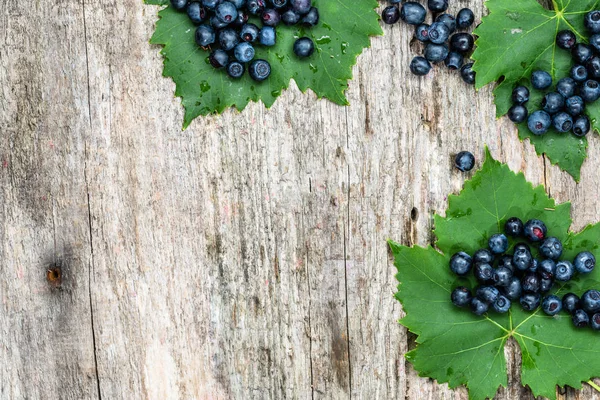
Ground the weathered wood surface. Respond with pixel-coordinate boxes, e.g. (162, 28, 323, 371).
(1, 0, 599, 398)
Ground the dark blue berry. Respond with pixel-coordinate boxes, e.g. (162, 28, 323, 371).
(489, 233, 508, 254)
(470, 297, 489, 315)
(591, 313, 600, 331)
(293, 37, 315, 58)
(542, 295, 562, 316)
(460, 63, 476, 84)
(410, 56, 432, 76)
(539, 272, 554, 293)
(580, 80, 600, 103)
(476, 286, 500, 304)
(572, 309, 590, 328)
(234, 42, 255, 63)
(444, 52, 463, 70)
(231, 10, 248, 27)
(555, 260, 575, 281)
(415, 24, 430, 42)
(581, 290, 600, 314)
(269, 0, 287, 9)
(454, 151, 475, 172)
(247, 0, 265, 15)
(451, 286, 473, 307)
(474, 262, 494, 284)
(436, 13, 456, 33)
(226, 61, 245, 78)
(562, 293, 581, 314)
(202, 0, 222, 10)
(400, 2, 426, 25)
(508, 105, 528, 123)
(585, 10, 600, 33)
(428, 22, 451, 44)
(528, 258, 539, 273)
(570, 64, 588, 82)
(248, 59, 271, 81)
(493, 266, 513, 287)
(531, 70, 552, 90)
(504, 217, 523, 237)
(290, 0, 311, 14)
(538, 259, 557, 277)
(427, 0, 448, 13)
(216, 1, 238, 23)
(520, 293, 541, 311)
(171, 0, 188, 10)
(450, 251, 472, 276)
(587, 56, 600, 79)
(552, 112, 573, 133)
(281, 9, 300, 25)
(512, 242, 532, 271)
(187, 2, 206, 24)
(492, 295, 511, 313)
(523, 219, 547, 242)
(512, 86, 530, 104)
(210, 15, 229, 29)
(258, 26, 276, 46)
(521, 273, 540, 293)
(209, 49, 229, 68)
(539, 237, 563, 260)
(572, 43, 594, 64)
(542, 92, 565, 115)
(557, 77, 577, 98)
(450, 33, 474, 53)
(499, 255, 515, 272)
(301, 6, 318, 26)
(556, 29, 576, 50)
(424, 43, 449, 63)
(456, 8, 475, 29)
(195, 24, 216, 47)
(240, 23, 260, 42)
(573, 115, 591, 137)
(527, 111, 552, 135)
(565, 96, 585, 117)
(574, 251, 596, 274)
(261, 8, 281, 26)
(219, 29, 240, 51)
(590, 33, 600, 52)
(473, 248, 494, 264)
(503, 276, 522, 300)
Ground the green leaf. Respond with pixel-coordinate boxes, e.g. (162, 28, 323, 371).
(472, 0, 600, 181)
(145, 0, 382, 128)
(390, 150, 600, 400)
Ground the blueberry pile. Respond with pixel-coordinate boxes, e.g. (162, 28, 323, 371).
(508, 11, 600, 138)
(450, 217, 599, 331)
(170, 0, 319, 81)
(381, 0, 476, 84)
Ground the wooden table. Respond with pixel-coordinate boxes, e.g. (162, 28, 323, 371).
(1, 0, 599, 398)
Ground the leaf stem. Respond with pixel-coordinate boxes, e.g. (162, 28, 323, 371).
(588, 380, 600, 393)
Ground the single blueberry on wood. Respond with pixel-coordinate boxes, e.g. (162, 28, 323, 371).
(454, 151, 475, 172)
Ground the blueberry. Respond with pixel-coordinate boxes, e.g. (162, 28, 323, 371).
(187, 2, 206, 24)
(502, 276, 523, 300)
(226, 61, 245, 78)
(493, 266, 513, 287)
(460, 63, 476, 84)
(456, 8, 475, 29)
(512, 242, 532, 271)
(572, 309, 590, 328)
(527, 111, 552, 135)
(474, 262, 494, 284)
(234, 42, 255, 63)
(572, 43, 594, 64)
(574, 251, 596, 274)
(542, 295, 562, 316)
(210, 15, 229, 29)
(415, 24, 430, 42)
(450, 33, 474, 54)
(436, 13, 456, 33)
(202, 0, 221, 10)
(451, 286, 473, 307)
(444, 52, 463, 70)
(590, 34, 600, 52)
(428, 22, 451, 44)
(504, 217, 524, 237)
(258, 26, 276, 46)
(231, 10, 248, 27)
(581, 289, 600, 314)
(209, 49, 229, 68)
(300, 6, 318, 26)
(410, 56, 432, 76)
(512, 86, 530, 105)
(555, 260, 575, 281)
(427, 0, 448, 13)
(587, 56, 600, 79)
(591, 313, 600, 331)
(542, 92, 565, 115)
(400, 2, 427, 25)
(473, 248, 494, 264)
(450, 251, 472, 276)
(520, 293, 541, 311)
(248, 59, 271, 81)
(492, 295, 511, 313)
(573, 115, 591, 137)
(538, 259, 557, 277)
(489, 233, 508, 254)
(565, 96, 585, 117)
(261, 8, 281, 26)
(585, 10, 600, 33)
(531, 70, 552, 90)
(424, 43, 449, 63)
(216, 1, 238, 23)
(476, 285, 500, 304)
(570, 64, 588, 82)
(556, 29, 577, 50)
(270, 0, 287, 9)
(195, 24, 216, 47)
(247, 0, 265, 15)
(562, 293, 581, 314)
(538, 272, 554, 293)
(454, 151, 475, 172)
(171, 0, 188, 10)
(470, 297, 489, 316)
(521, 273, 540, 293)
(290, 0, 311, 14)
(219, 29, 240, 51)
(293, 37, 315, 58)
(499, 255, 515, 272)
(557, 77, 578, 98)
(580, 80, 600, 103)
(538, 237, 562, 260)
(523, 219, 547, 242)
(528, 258, 539, 273)
(508, 105, 528, 123)
(240, 23, 260, 42)
(552, 112, 573, 133)
(281, 9, 300, 25)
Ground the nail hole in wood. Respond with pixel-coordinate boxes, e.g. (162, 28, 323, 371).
(410, 207, 419, 221)
(46, 266, 62, 287)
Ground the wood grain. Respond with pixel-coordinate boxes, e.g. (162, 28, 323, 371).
(0, 0, 599, 398)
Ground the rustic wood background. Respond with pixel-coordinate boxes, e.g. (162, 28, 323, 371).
(1, 0, 599, 398)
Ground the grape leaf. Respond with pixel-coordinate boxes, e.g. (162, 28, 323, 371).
(145, 0, 382, 128)
(472, 0, 600, 181)
(389, 149, 600, 400)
